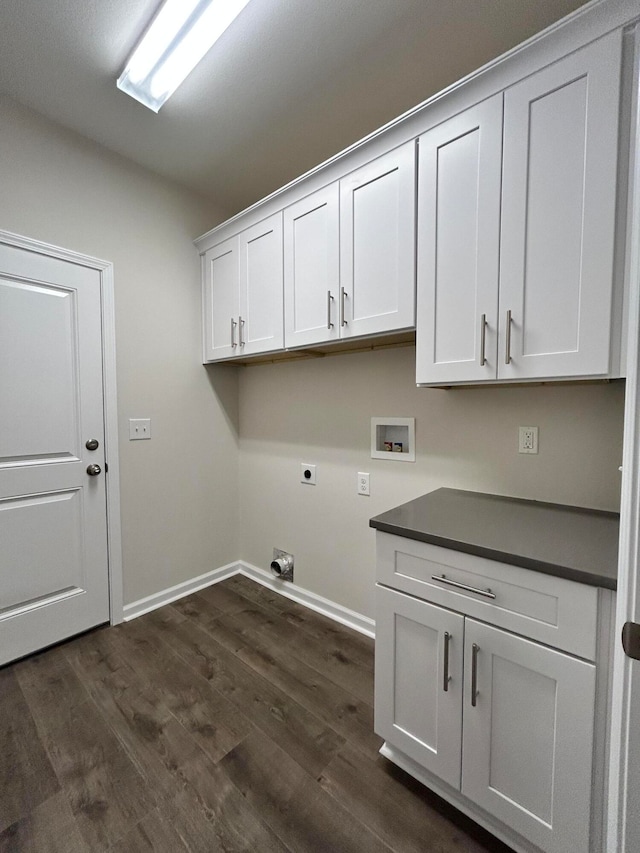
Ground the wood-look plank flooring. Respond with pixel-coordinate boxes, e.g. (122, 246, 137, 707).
(0, 576, 514, 852)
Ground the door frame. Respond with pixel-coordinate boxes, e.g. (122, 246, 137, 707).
(608, 23, 640, 848)
(0, 228, 123, 626)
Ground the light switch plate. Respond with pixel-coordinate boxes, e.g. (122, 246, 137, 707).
(129, 418, 151, 440)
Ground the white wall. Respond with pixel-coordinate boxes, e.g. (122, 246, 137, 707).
(238, 345, 625, 617)
(0, 95, 238, 605)
(0, 95, 626, 620)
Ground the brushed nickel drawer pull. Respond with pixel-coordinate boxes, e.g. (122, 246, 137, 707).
(505, 309, 512, 364)
(480, 313, 487, 366)
(340, 287, 347, 327)
(431, 574, 496, 600)
(471, 643, 480, 707)
(231, 317, 237, 348)
(327, 290, 334, 329)
(443, 631, 451, 692)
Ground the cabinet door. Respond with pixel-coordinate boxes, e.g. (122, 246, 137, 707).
(462, 620, 595, 853)
(375, 585, 464, 789)
(238, 213, 284, 356)
(284, 185, 340, 348)
(203, 236, 240, 361)
(340, 142, 416, 339)
(498, 31, 622, 380)
(416, 96, 503, 384)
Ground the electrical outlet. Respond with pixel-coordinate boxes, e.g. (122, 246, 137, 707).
(358, 472, 370, 496)
(518, 426, 539, 454)
(300, 463, 316, 485)
(129, 418, 151, 440)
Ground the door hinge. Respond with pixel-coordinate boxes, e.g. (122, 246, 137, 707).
(622, 622, 640, 660)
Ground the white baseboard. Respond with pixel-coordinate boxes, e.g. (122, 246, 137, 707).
(122, 559, 375, 638)
(122, 561, 241, 621)
(238, 561, 375, 638)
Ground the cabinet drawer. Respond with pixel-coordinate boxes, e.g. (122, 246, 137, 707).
(377, 533, 598, 659)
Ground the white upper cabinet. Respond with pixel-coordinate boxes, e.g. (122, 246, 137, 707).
(416, 31, 623, 385)
(499, 31, 622, 380)
(239, 213, 284, 356)
(340, 141, 416, 339)
(203, 235, 240, 361)
(203, 213, 283, 361)
(284, 185, 340, 348)
(200, 11, 631, 374)
(283, 143, 416, 351)
(416, 95, 503, 384)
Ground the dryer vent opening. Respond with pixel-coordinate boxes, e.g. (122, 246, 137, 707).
(270, 550, 294, 581)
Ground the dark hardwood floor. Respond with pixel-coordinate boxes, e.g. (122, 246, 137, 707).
(0, 576, 514, 852)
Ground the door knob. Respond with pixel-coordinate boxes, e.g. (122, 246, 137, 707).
(86, 464, 102, 476)
(85, 438, 99, 451)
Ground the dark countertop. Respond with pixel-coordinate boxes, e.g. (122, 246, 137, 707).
(370, 488, 619, 589)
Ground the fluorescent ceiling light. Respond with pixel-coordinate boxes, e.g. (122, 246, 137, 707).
(117, 0, 252, 112)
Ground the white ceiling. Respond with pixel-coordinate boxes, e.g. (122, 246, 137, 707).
(0, 0, 589, 215)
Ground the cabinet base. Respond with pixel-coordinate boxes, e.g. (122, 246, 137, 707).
(379, 742, 540, 853)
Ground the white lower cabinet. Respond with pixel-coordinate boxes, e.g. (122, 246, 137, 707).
(462, 620, 595, 853)
(375, 586, 464, 789)
(376, 582, 597, 853)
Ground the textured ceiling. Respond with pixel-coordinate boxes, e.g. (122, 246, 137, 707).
(0, 0, 590, 215)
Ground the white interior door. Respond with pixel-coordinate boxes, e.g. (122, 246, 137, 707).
(0, 241, 110, 665)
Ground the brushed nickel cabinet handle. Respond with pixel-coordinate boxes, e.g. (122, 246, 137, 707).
(443, 631, 451, 692)
(431, 574, 496, 600)
(231, 317, 237, 348)
(327, 291, 334, 329)
(480, 313, 487, 366)
(340, 287, 347, 327)
(505, 309, 512, 364)
(239, 316, 245, 346)
(471, 643, 480, 707)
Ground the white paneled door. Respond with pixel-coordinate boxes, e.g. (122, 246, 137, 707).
(203, 236, 240, 361)
(284, 184, 340, 348)
(340, 142, 416, 338)
(462, 620, 596, 853)
(416, 95, 503, 384)
(0, 241, 110, 665)
(375, 585, 464, 789)
(498, 31, 622, 380)
(239, 213, 284, 356)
